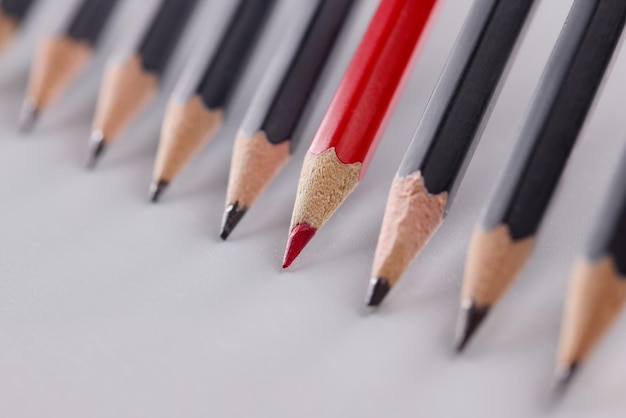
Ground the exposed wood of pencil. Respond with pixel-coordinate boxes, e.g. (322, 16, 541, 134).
(371, 173, 447, 289)
(461, 225, 534, 306)
(283, 148, 361, 268)
(0, 0, 37, 52)
(91, 55, 158, 146)
(23, 36, 91, 114)
(20, 0, 120, 131)
(226, 130, 290, 210)
(291, 148, 361, 230)
(558, 258, 626, 372)
(152, 96, 224, 190)
(0, 9, 18, 52)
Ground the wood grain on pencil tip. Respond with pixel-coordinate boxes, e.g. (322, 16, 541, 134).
(222, 0, 356, 240)
(283, 0, 438, 268)
(283, 148, 361, 268)
(19, 0, 119, 132)
(151, 0, 276, 202)
(87, 0, 198, 168)
(457, 0, 626, 352)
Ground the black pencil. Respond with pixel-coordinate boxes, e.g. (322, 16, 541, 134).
(556, 143, 626, 390)
(0, 0, 37, 53)
(150, 0, 277, 202)
(365, 0, 538, 307)
(19, 0, 120, 132)
(220, 0, 356, 240)
(456, 0, 626, 352)
(87, 0, 199, 168)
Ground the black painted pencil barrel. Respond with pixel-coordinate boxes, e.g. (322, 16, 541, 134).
(137, 0, 198, 76)
(398, 0, 537, 205)
(196, 0, 277, 109)
(66, 0, 120, 46)
(482, 0, 626, 240)
(1, 0, 36, 22)
(258, 0, 356, 149)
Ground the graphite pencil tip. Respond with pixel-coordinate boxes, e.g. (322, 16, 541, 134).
(86, 131, 107, 169)
(366, 277, 391, 307)
(553, 363, 579, 395)
(282, 223, 317, 268)
(18, 100, 39, 133)
(455, 300, 491, 353)
(220, 203, 247, 241)
(150, 180, 169, 203)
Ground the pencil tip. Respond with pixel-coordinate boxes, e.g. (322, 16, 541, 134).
(366, 277, 391, 307)
(455, 300, 491, 352)
(553, 363, 578, 395)
(150, 180, 169, 203)
(220, 203, 247, 241)
(282, 223, 317, 268)
(86, 131, 107, 169)
(18, 100, 39, 133)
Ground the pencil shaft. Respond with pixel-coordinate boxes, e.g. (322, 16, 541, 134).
(238, 0, 324, 139)
(308, 0, 438, 169)
(483, 0, 626, 239)
(398, 0, 536, 202)
(368, 0, 536, 304)
(137, 0, 198, 76)
(257, 0, 356, 147)
(1, 0, 36, 22)
(66, 0, 119, 46)
(283, 0, 438, 267)
(195, 0, 277, 109)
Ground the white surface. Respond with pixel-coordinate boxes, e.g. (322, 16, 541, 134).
(0, 0, 625, 417)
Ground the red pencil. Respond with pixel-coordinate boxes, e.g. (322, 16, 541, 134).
(283, 0, 439, 268)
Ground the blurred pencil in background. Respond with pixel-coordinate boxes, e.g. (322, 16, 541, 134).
(556, 143, 626, 390)
(456, 0, 626, 352)
(150, 0, 277, 202)
(19, 0, 120, 132)
(86, 0, 199, 168)
(0, 0, 37, 54)
(221, 0, 356, 240)
(282, 0, 439, 268)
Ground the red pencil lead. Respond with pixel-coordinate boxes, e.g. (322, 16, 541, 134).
(282, 223, 317, 268)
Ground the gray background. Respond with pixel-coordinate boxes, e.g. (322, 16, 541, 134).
(0, 0, 624, 416)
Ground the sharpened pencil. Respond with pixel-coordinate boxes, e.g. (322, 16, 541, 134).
(0, 0, 37, 54)
(19, 0, 120, 132)
(86, 0, 199, 168)
(555, 144, 626, 390)
(282, 0, 439, 268)
(456, 0, 626, 352)
(221, 0, 356, 240)
(366, 0, 538, 307)
(150, 0, 277, 202)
